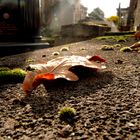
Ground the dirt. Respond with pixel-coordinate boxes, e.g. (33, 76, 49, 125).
(0, 36, 140, 140)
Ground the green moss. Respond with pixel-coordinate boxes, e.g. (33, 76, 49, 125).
(96, 36, 114, 40)
(60, 47, 69, 52)
(120, 47, 132, 52)
(25, 58, 34, 63)
(0, 68, 27, 83)
(80, 47, 86, 50)
(11, 68, 27, 78)
(116, 37, 127, 43)
(113, 44, 122, 48)
(96, 35, 129, 42)
(58, 106, 76, 123)
(0, 67, 10, 71)
(105, 32, 134, 36)
(101, 45, 114, 50)
(52, 52, 60, 56)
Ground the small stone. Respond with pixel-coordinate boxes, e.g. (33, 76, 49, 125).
(20, 135, 31, 140)
(127, 122, 135, 127)
(24, 104, 32, 112)
(7, 136, 11, 139)
(38, 118, 43, 122)
(70, 132, 75, 136)
(4, 118, 18, 130)
(59, 125, 73, 137)
(84, 119, 92, 128)
(38, 134, 44, 139)
(75, 130, 84, 136)
(115, 60, 123, 64)
(80, 135, 89, 140)
(13, 131, 24, 139)
(0, 137, 4, 140)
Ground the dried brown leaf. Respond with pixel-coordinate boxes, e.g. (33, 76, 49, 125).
(23, 55, 106, 94)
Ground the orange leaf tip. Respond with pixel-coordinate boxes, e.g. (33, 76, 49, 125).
(35, 73, 55, 80)
(88, 55, 106, 62)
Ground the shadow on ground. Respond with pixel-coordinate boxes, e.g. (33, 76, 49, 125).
(16, 70, 114, 116)
(0, 42, 50, 57)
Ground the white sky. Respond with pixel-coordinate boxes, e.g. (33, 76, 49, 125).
(81, 0, 130, 18)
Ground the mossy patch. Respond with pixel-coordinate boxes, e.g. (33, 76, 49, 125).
(96, 36, 114, 40)
(0, 67, 10, 71)
(25, 58, 35, 63)
(113, 44, 122, 48)
(116, 37, 127, 43)
(120, 47, 132, 52)
(80, 47, 86, 50)
(52, 52, 60, 56)
(0, 68, 27, 83)
(58, 106, 76, 123)
(60, 47, 69, 52)
(96, 35, 129, 43)
(101, 45, 114, 50)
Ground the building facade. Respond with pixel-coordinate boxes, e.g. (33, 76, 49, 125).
(117, 6, 129, 26)
(127, 0, 137, 29)
(133, 0, 140, 30)
(127, 0, 140, 30)
(117, 0, 140, 31)
(41, 0, 87, 31)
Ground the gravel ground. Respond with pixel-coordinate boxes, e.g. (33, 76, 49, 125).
(0, 36, 140, 140)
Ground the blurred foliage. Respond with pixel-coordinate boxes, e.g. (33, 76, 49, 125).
(106, 16, 119, 25)
(88, 7, 104, 21)
(41, 26, 53, 37)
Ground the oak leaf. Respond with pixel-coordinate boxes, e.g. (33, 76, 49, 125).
(23, 55, 106, 94)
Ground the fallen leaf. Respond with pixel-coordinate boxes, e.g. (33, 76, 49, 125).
(130, 41, 140, 51)
(23, 55, 106, 94)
